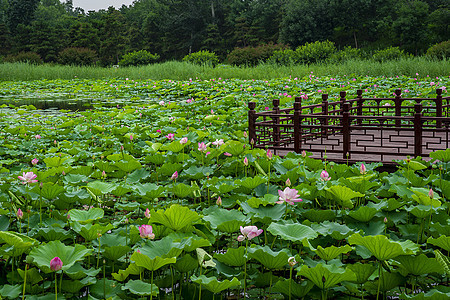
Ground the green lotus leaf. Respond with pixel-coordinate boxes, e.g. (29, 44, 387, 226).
(273, 279, 314, 298)
(112, 263, 143, 282)
(203, 206, 249, 233)
(157, 162, 181, 176)
(44, 156, 69, 168)
(364, 271, 405, 293)
(248, 245, 291, 269)
(71, 223, 114, 242)
(223, 140, 245, 156)
(235, 176, 266, 189)
(434, 250, 450, 276)
(340, 176, 380, 194)
(33, 182, 65, 200)
(90, 278, 123, 299)
(400, 289, 450, 300)
(0, 284, 21, 299)
(196, 248, 216, 268)
(122, 279, 159, 296)
(86, 181, 115, 196)
(113, 126, 129, 136)
(174, 253, 198, 273)
(209, 181, 236, 194)
(145, 153, 165, 165)
(312, 244, 353, 261)
(61, 277, 96, 293)
(17, 267, 43, 285)
(161, 140, 185, 152)
(430, 149, 450, 162)
(325, 185, 364, 209)
(138, 236, 183, 258)
(107, 153, 135, 162)
(411, 188, 441, 207)
(347, 263, 377, 284)
(104, 245, 132, 261)
(68, 207, 104, 224)
(348, 233, 418, 261)
(111, 185, 133, 197)
(167, 233, 211, 252)
(394, 254, 444, 276)
(297, 263, 356, 289)
(214, 246, 247, 267)
(63, 173, 88, 184)
(133, 182, 165, 199)
(348, 206, 378, 222)
(428, 236, 450, 252)
(240, 201, 285, 223)
(0, 231, 38, 257)
(267, 222, 318, 242)
(130, 251, 176, 271)
(37, 226, 71, 242)
(191, 275, 240, 293)
(29, 240, 91, 273)
(64, 262, 100, 280)
(150, 204, 201, 232)
(115, 159, 142, 173)
(182, 165, 214, 179)
(171, 183, 193, 198)
(405, 205, 433, 219)
(94, 160, 117, 173)
(115, 201, 140, 211)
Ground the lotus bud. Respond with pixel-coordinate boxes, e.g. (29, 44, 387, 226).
(320, 170, 331, 181)
(216, 196, 222, 206)
(286, 178, 291, 187)
(144, 208, 151, 218)
(31, 158, 39, 165)
(384, 217, 388, 223)
(171, 171, 178, 180)
(139, 225, 155, 239)
(428, 188, 434, 199)
(243, 157, 248, 166)
(360, 163, 367, 175)
(50, 257, 63, 272)
(102, 170, 106, 178)
(243, 131, 248, 138)
(17, 208, 23, 219)
(288, 256, 297, 267)
(129, 134, 133, 141)
(237, 235, 245, 242)
(180, 137, 188, 144)
(266, 149, 273, 160)
(301, 150, 307, 158)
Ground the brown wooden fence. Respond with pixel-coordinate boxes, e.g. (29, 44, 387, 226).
(248, 88, 450, 164)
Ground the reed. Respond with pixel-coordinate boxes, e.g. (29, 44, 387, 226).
(0, 57, 448, 81)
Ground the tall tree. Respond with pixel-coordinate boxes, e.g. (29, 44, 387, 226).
(6, 0, 39, 33)
(99, 7, 128, 65)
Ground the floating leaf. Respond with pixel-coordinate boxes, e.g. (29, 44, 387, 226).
(122, 280, 159, 296)
(203, 206, 249, 234)
(235, 176, 266, 189)
(190, 275, 240, 293)
(68, 207, 104, 224)
(267, 222, 318, 242)
(150, 204, 200, 232)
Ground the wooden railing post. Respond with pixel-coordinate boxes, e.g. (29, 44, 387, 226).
(342, 102, 351, 159)
(322, 94, 329, 137)
(248, 102, 256, 148)
(414, 103, 423, 157)
(339, 91, 347, 111)
(272, 99, 280, 148)
(294, 101, 302, 153)
(436, 88, 443, 128)
(394, 89, 403, 128)
(356, 89, 364, 126)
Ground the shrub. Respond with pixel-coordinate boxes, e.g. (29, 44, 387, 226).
(329, 46, 363, 63)
(372, 47, 410, 62)
(3, 52, 43, 64)
(426, 41, 450, 59)
(225, 43, 287, 66)
(58, 47, 98, 66)
(295, 40, 337, 64)
(182, 50, 219, 66)
(268, 49, 297, 66)
(119, 50, 160, 67)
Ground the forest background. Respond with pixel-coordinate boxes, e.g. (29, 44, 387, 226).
(0, 0, 448, 66)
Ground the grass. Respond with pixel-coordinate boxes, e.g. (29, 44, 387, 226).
(0, 57, 449, 81)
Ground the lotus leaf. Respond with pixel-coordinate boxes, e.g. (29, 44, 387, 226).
(235, 176, 266, 189)
(86, 181, 115, 196)
(203, 206, 248, 233)
(428, 236, 450, 252)
(400, 289, 450, 300)
(248, 245, 291, 269)
(68, 207, 104, 224)
(131, 251, 176, 271)
(168, 233, 211, 252)
(150, 204, 201, 232)
(347, 263, 376, 284)
(348, 206, 378, 222)
(240, 201, 285, 223)
(273, 278, 314, 298)
(430, 149, 450, 162)
(122, 279, 159, 296)
(394, 254, 444, 276)
(0, 284, 21, 299)
(297, 263, 356, 289)
(37, 226, 71, 241)
(214, 246, 247, 267)
(191, 275, 240, 293)
(71, 222, 114, 242)
(64, 263, 100, 280)
(61, 277, 96, 293)
(311, 244, 353, 261)
(0, 231, 38, 257)
(115, 159, 142, 173)
(90, 278, 123, 299)
(29, 240, 91, 273)
(17, 267, 43, 285)
(174, 253, 198, 273)
(138, 236, 184, 258)
(325, 185, 364, 209)
(157, 162, 181, 176)
(267, 222, 318, 242)
(364, 271, 405, 293)
(171, 183, 193, 198)
(133, 182, 165, 199)
(33, 182, 65, 200)
(348, 233, 418, 261)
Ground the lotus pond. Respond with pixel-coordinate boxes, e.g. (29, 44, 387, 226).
(0, 75, 449, 300)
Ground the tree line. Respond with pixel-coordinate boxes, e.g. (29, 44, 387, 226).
(0, 0, 448, 66)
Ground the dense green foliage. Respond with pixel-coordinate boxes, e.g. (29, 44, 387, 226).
(57, 47, 98, 66)
(182, 50, 219, 67)
(119, 50, 160, 67)
(0, 76, 448, 299)
(427, 41, 450, 59)
(0, 0, 448, 66)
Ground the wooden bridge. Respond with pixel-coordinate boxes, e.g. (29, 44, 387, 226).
(248, 88, 450, 164)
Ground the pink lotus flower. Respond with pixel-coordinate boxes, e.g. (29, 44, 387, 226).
(18, 172, 38, 184)
(237, 226, 263, 241)
(31, 158, 39, 165)
(360, 163, 367, 175)
(17, 208, 23, 219)
(171, 171, 178, 180)
(159, 100, 165, 106)
(320, 170, 331, 181)
(212, 139, 224, 147)
(224, 152, 232, 157)
(216, 196, 222, 206)
(34, 135, 41, 139)
(276, 187, 302, 205)
(198, 142, 207, 152)
(428, 188, 434, 199)
(144, 208, 151, 218)
(50, 257, 63, 271)
(166, 133, 174, 140)
(301, 150, 307, 158)
(139, 225, 155, 239)
(129, 134, 133, 141)
(243, 157, 248, 166)
(180, 137, 188, 144)
(266, 149, 273, 160)
(156, 129, 161, 133)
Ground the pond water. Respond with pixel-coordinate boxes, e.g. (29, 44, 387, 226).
(0, 95, 94, 111)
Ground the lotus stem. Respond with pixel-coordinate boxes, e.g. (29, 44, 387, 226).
(376, 261, 382, 300)
(244, 239, 248, 298)
(151, 270, 154, 300)
(22, 264, 28, 300)
(55, 272, 58, 300)
(289, 267, 293, 300)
